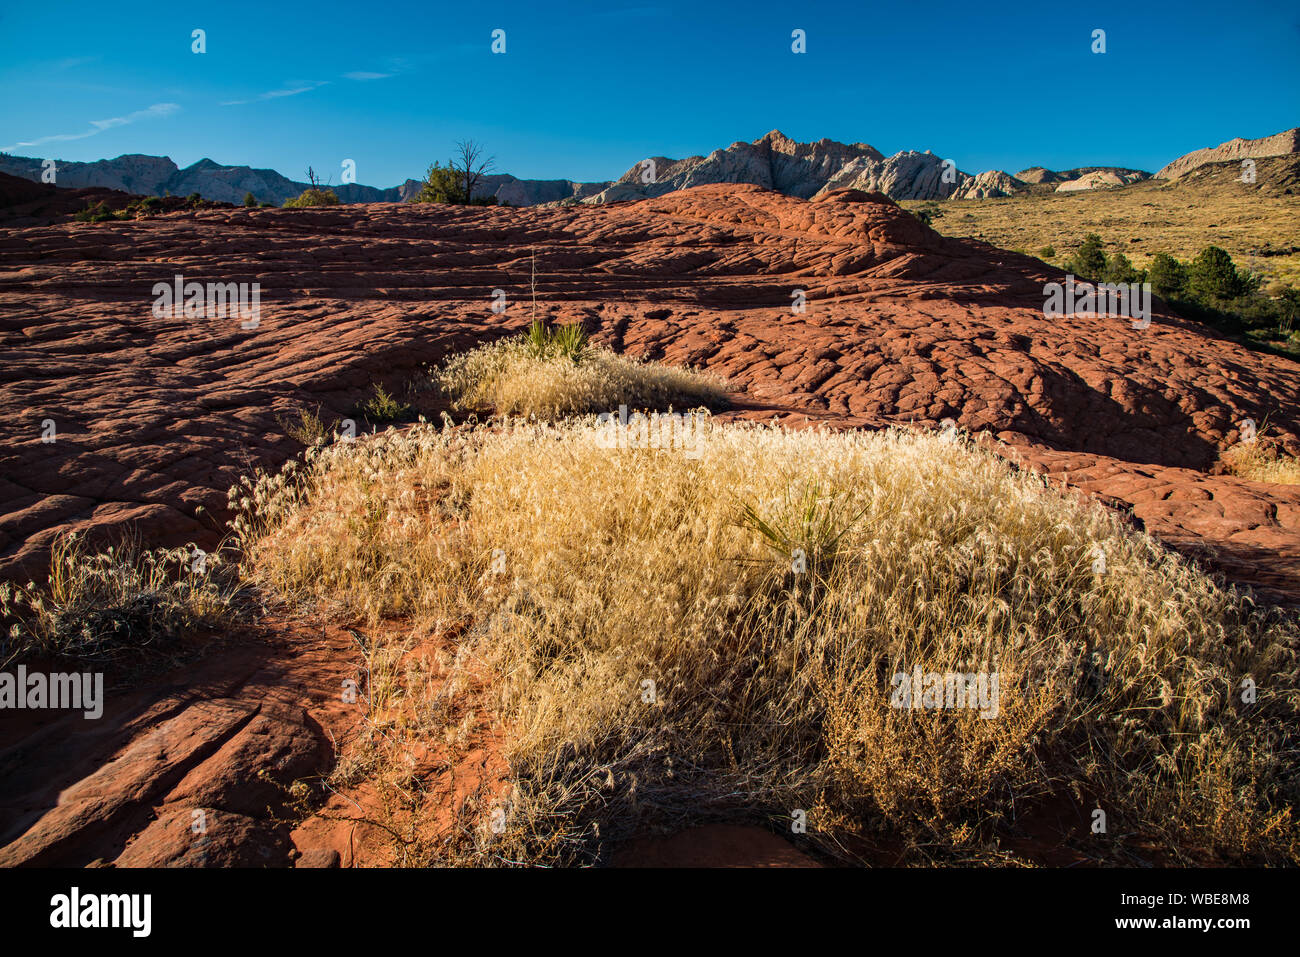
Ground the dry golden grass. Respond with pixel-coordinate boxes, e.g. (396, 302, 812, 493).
(436, 331, 728, 419)
(291, 617, 502, 867)
(1221, 432, 1300, 485)
(277, 405, 339, 446)
(903, 156, 1300, 286)
(237, 418, 1300, 865)
(0, 531, 242, 665)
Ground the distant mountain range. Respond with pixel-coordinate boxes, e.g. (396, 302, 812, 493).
(0, 152, 606, 208)
(2, 127, 1295, 208)
(0, 153, 421, 206)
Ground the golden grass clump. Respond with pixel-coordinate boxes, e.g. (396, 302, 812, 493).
(0, 532, 241, 664)
(435, 329, 728, 419)
(277, 405, 339, 446)
(239, 419, 1300, 864)
(1221, 433, 1300, 485)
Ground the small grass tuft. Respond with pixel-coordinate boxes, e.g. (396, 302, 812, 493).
(436, 331, 728, 419)
(277, 405, 340, 446)
(356, 383, 412, 424)
(1221, 429, 1300, 484)
(0, 531, 242, 665)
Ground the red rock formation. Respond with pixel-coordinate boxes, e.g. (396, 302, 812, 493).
(3, 182, 1297, 599)
(3, 180, 1300, 868)
(0, 171, 136, 225)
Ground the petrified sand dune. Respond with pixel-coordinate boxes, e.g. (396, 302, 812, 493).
(2, 182, 1299, 602)
(0, 172, 137, 226)
(0, 620, 358, 867)
(4, 180, 1300, 867)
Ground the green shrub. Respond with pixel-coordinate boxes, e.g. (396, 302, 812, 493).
(1037, 245, 1056, 260)
(243, 192, 257, 207)
(411, 156, 500, 206)
(356, 383, 411, 423)
(1147, 252, 1187, 299)
(1104, 251, 1143, 285)
(1065, 233, 1107, 280)
(413, 162, 465, 204)
(76, 194, 209, 223)
(1188, 245, 1254, 302)
(283, 188, 340, 208)
(74, 200, 117, 223)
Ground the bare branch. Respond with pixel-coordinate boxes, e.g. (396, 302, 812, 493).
(451, 140, 496, 203)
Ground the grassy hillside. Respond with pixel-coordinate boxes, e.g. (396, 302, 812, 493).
(904, 155, 1300, 286)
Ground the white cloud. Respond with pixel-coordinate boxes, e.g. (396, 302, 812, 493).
(51, 56, 99, 71)
(343, 71, 392, 81)
(221, 81, 329, 107)
(2, 103, 180, 153)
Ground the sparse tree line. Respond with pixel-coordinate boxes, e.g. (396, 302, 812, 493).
(276, 141, 506, 208)
(411, 140, 504, 206)
(280, 166, 341, 208)
(74, 192, 221, 222)
(70, 138, 504, 217)
(1059, 233, 1299, 352)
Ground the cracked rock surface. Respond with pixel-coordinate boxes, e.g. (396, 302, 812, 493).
(2, 182, 1298, 867)
(4, 183, 1297, 599)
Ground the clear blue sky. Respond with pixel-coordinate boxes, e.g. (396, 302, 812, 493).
(2, 0, 1297, 188)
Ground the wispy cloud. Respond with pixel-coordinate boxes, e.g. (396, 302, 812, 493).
(2, 102, 180, 153)
(343, 71, 392, 81)
(221, 81, 330, 107)
(51, 56, 99, 71)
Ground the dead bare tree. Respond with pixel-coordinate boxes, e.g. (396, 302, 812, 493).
(451, 140, 495, 203)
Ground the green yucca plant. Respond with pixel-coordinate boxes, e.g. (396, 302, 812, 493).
(523, 320, 590, 365)
(734, 482, 872, 633)
(550, 323, 591, 364)
(524, 318, 548, 357)
(735, 482, 869, 579)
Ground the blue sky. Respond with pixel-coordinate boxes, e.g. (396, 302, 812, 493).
(2, 0, 1297, 188)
